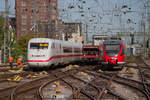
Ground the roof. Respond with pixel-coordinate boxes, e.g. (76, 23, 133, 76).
(104, 40, 123, 45)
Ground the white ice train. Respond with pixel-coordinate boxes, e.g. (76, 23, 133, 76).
(27, 38, 83, 67)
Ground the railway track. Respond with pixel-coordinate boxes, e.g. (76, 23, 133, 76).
(10, 65, 92, 100)
(0, 58, 149, 100)
(0, 69, 33, 81)
(38, 65, 96, 100)
(135, 57, 150, 100)
(38, 65, 127, 100)
(0, 80, 18, 100)
(0, 65, 31, 80)
(10, 74, 54, 100)
(85, 69, 148, 100)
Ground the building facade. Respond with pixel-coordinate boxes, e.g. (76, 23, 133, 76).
(15, 0, 58, 38)
(62, 22, 83, 43)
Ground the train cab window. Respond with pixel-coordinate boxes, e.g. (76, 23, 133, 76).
(30, 43, 48, 49)
(104, 44, 121, 57)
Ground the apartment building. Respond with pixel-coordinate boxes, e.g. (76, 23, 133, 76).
(16, 0, 58, 38)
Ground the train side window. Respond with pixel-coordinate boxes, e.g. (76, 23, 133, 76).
(74, 48, 80, 53)
(63, 47, 72, 53)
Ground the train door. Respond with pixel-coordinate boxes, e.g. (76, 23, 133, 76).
(60, 43, 63, 63)
(99, 44, 102, 61)
(51, 42, 56, 64)
(101, 44, 104, 62)
(72, 44, 74, 62)
(119, 43, 125, 63)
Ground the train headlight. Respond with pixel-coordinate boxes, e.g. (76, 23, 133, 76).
(114, 54, 118, 57)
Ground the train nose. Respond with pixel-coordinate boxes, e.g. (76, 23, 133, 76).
(109, 59, 117, 64)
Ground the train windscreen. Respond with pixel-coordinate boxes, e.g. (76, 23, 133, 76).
(30, 43, 48, 49)
(104, 44, 121, 57)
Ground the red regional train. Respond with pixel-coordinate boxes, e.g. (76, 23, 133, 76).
(101, 40, 126, 65)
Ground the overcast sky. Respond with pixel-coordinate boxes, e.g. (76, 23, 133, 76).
(0, 0, 149, 40)
(0, 0, 15, 13)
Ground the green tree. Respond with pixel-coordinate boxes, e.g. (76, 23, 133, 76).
(0, 16, 4, 47)
(11, 34, 34, 61)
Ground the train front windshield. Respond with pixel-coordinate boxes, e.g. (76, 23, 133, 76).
(30, 43, 49, 49)
(104, 44, 121, 57)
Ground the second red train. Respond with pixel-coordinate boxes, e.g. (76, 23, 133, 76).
(83, 39, 126, 66)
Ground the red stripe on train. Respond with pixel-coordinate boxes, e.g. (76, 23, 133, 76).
(28, 54, 83, 62)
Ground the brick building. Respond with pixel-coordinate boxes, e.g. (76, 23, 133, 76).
(15, 0, 58, 38)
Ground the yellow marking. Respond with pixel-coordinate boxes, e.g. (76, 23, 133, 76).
(44, 43, 48, 46)
(40, 43, 44, 46)
(9, 70, 15, 72)
(14, 75, 19, 81)
(56, 89, 61, 93)
(53, 82, 57, 85)
(7, 78, 11, 81)
(13, 75, 22, 81)
(98, 69, 103, 72)
(52, 94, 57, 98)
(16, 77, 22, 81)
(26, 74, 32, 78)
(17, 68, 23, 73)
(32, 75, 37, 78)
(126, 68, 131, 73)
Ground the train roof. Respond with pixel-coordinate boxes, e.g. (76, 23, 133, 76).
(104, 40, 123, 45)
(83, 45, 99, 48)
(28, 38, 82, 47)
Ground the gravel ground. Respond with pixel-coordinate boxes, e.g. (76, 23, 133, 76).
(111, 82, 146, 100)
(42, 81, 72, 100)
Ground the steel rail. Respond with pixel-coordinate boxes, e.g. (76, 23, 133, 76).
(106, 89, 127, 100)
(85, 70, 150, 100)
(38, 66, 99, 100)
(136, 57, 150, 99)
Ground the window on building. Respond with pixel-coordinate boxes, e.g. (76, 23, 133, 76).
(31, 1, 37, 6)
(21, 8, 28, 13)
(51, 9, 56, 14)
(22, 20, 26, 25)
(31, 21, 36, 25)
(41, 8, 47, 13)
(21, 26, 27, 31)
(30, 15, 34, 19)
(51, 2, 56, 7)
(51, 0, 57, 2)
(51, 15, 56, 20)
(41, 15, 46, 20)
(31, 8, 39, 14)
(31, 15, 37, 19)
(41, 2, 46, 6)
(21, 15, 27, 19)
(21, 1, 27, 6)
